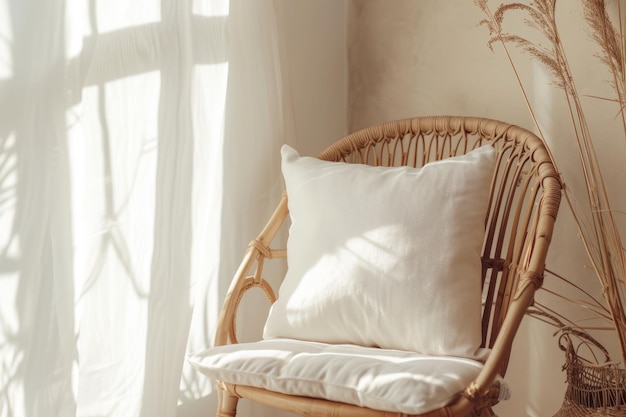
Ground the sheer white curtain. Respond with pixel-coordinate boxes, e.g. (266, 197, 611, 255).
(0, 0, 289, 416)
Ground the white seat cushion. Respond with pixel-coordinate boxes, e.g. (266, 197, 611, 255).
(188, 339, 503, 415)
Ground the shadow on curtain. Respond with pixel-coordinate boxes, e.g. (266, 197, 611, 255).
(0, 0, 288, 416)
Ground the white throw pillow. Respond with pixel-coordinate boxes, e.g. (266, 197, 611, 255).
(263, 144, 495, 358)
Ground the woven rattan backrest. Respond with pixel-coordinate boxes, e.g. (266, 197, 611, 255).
(317, 116, 562, 375)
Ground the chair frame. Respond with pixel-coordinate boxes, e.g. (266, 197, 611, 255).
(212, 116, 562, 417)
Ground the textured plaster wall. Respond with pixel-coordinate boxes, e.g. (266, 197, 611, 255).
(347, 1, 535, 130)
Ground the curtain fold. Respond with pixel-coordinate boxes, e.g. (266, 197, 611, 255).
(140, 0, 195, 414)
(0, 0, 290, 416)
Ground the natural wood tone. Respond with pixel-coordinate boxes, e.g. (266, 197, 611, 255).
(212, 116, 562, 417)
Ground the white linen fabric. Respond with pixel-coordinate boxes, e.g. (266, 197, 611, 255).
(0, 1, 289, 416)
(188, 338, 500, 415)
(263, 144, 495, 358)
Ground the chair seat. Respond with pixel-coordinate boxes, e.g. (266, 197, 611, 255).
(188, 339, 508, 415)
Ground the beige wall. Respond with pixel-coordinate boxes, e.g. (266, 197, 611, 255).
(347, 1, 535, 130)
(275, 0, 348, 156)
(347, 1, 626, 416)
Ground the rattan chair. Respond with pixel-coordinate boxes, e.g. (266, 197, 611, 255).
(194, 116, 562, 417)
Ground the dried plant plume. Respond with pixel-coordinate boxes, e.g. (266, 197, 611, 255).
(476, 0, 626, 367)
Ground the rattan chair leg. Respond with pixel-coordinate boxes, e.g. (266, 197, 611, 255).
(217, 386, 239, 417)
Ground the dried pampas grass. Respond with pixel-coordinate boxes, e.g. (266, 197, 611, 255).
(476, 0, 626, 368)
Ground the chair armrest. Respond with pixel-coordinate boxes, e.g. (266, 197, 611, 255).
(465, 281, 537, 411)
(214, 195, 289, 347)
(470, 173, 559, 404)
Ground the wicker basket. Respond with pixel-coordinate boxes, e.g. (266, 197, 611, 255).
(553, 331, 626, 417)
